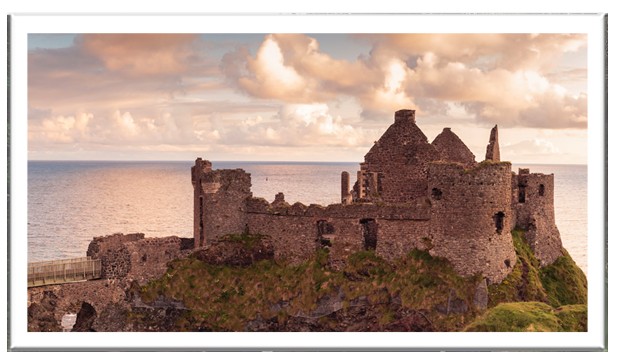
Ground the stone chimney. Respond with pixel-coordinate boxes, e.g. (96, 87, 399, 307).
(394, 109, 416, 124)
(485, 125, 500, 162)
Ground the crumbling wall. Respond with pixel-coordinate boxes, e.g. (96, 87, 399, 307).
(427, 162, 517, 283)
(485, 125, 500, 161)
(192, 158, 252, 248)
(86, 233, 144, 279)
(512, 169, 562, 266)
(246, 196, 431, 266)
(86, 233, 191, 282)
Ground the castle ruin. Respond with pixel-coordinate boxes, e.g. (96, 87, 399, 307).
(191, 109, 563, 283)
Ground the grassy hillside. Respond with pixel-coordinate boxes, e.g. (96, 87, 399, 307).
(138, 230, 587, 332)
(464, 302, 587, 332)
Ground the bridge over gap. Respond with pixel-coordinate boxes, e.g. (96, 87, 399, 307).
(28, 257, 102, 288)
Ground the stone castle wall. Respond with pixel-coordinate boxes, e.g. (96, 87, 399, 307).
(512, 169, 562, 266)
(427, 162, 517, 283)
(245, 197, 431, 266)
(360, 109, 441, 203)
(193, 158, 252, 248)
(86, 233, 192, 282)
(86, 233, 144, 279)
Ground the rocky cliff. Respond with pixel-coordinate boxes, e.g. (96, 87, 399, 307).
(27, 230, 587, 332)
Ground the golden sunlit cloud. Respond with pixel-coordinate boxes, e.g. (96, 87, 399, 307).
(28, 33, 588, 163)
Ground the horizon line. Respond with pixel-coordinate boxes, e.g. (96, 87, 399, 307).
(26, 159, 589, 166)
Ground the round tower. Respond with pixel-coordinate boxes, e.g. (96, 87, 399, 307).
(427, 161, 516, 283)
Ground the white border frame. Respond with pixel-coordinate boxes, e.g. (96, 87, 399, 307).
(8, 13, 607, 351)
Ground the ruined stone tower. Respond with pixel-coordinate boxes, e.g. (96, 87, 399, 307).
(191, 158, 252, 248)
(428, 162, 516, 281)
(511, 168, 562, 266)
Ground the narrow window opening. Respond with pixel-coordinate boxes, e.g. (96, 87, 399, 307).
(494, 212, 505, 234)
(539, 184, 545, 196)
(377, 173, 384, 193)
(518, 185, 526, 203)
(199, 196, 204, 247)
(360, 218, 378, 251)
(504, 259, 511, 268)
(316, 220, 334, 248)
(431, 188, 443, 200)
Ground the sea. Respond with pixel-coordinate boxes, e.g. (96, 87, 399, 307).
(27, 161, 588, 274)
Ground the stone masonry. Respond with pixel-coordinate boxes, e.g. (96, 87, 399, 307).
(485, 125, 500, 162)
(192, 109, 564, 284)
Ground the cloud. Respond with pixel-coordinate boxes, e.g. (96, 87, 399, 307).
(223, 33, 587, 128)
(29, 112, 94, 144)
(222, 34, 403, 118)
(222, 103, 377, 148)
(362, 34, 586, 72)
(28, 33, 588, 161)
(28, 34, 219, 117)
(79, 34, 203, 76)
(407, 53, 588, 128)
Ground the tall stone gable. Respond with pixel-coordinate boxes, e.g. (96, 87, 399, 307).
(431, 127, 476, 167)
(358, 109, 440, 203)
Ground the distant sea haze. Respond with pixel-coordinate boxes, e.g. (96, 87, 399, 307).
(27, 161, 588, 274)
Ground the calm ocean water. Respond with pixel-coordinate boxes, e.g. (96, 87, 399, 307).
(27, 161, 588, 274)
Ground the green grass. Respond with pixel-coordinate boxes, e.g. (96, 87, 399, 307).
(539, 249, 588, 307)
(488, 229, 548, 306)
(464, 302, 587, 332)
(139, 247, 482, 331)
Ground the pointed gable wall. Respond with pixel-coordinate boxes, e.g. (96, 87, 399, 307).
(358, 109, 440, 203)
(432, 127, 477, 168)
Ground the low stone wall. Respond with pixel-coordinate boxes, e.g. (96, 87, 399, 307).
(86, 233, 192, 283)
(86, 233, 145, 279)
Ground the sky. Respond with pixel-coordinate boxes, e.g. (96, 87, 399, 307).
(27, 33, 588, 164)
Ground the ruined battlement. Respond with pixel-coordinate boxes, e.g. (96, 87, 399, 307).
(192, 109, 563, 284)
(246, 195, 431, 220)
(86, 233, 192, 282)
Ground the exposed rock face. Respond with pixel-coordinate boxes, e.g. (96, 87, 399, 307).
(485, 125, 500, 161)
(474, 279, 489, 311)
(244, 302, 435, 332)
(28, 291, 62, 332)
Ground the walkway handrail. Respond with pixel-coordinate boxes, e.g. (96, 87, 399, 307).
(28, 257, 102, 287)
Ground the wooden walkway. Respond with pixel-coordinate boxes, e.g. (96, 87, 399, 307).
(28, 257, 102, 287)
